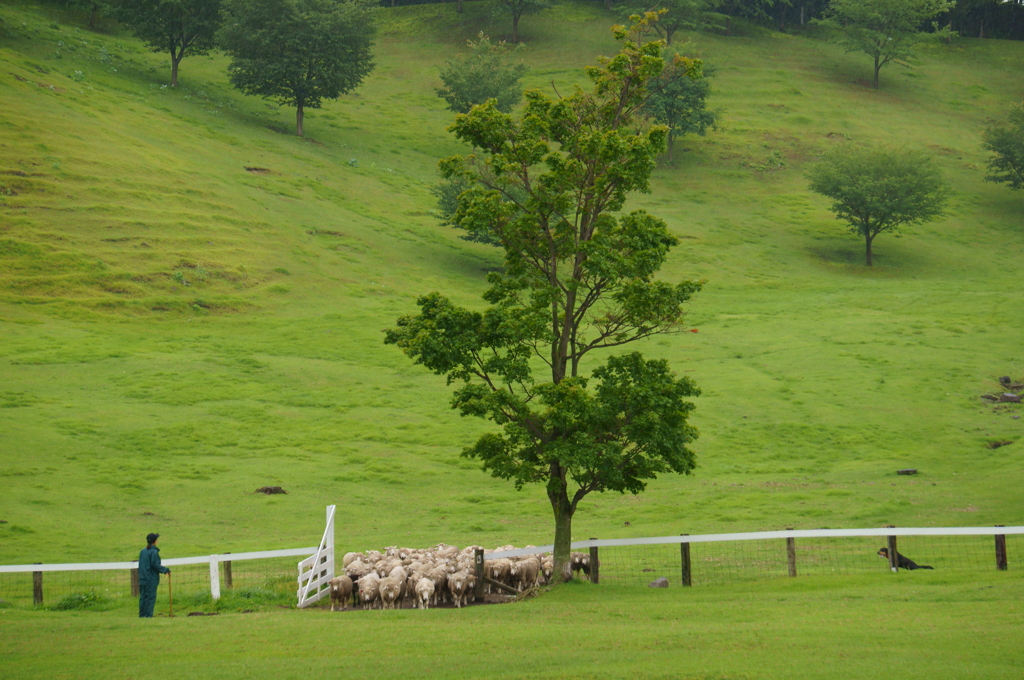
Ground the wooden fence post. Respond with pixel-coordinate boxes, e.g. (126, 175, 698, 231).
(32, 563, 43, 606)
(994, 525, 1008, 571)
(473, 548, 485, 601)
(588, 539, 599, 584)
(130, 567, 139, 597)
(886, 526, 899, 573)
(786, 528, 797, 578)
(223, 552, 233, 590)
(680, 534, 692, 587)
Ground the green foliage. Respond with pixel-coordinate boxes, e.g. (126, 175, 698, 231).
(50, 591, 109, 611)
(436, 33, 528, 115)
(982, 102, 1024, 192)
(387, 16, 703, 578)
(816, 0, 955, 89)
(492, 0, 549, 43)
(107, 0, 222, 86)
(806, 144, 948, 266)
(430, 174, 503, 245)
(643, 49, 719, 162)
(629, 0, 727, 45)
(218, 0, 376, 135)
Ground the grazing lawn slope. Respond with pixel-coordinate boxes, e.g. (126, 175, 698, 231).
(3, 2, 1023, 677)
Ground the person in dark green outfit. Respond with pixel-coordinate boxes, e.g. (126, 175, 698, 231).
(138, 532, 170, 618)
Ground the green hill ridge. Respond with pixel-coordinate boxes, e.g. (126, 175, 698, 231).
(1, 0, 1023, 565)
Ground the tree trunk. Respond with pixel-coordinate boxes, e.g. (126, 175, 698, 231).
(666, 27, 675, 45)
(512, 13, 520, 43)
(296, 103, 304, 137)
(667, 134, 675, 164)
(605, 0, 611, 10)
(865, 233, 873, 267)
(979, 18, 984, 39)
(171, 55, 181, 87)
(873, 55, 880, 89)
(89, 3, 98, 29)
(726, 16, 731, 37)
(549, 487, 574, 583)
(456, 0, 463, 13)
(800, 4, 804, 25)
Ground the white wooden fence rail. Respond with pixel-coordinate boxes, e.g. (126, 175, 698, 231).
(0, 547, 318, 574)
(484, 526, 1024, 560)
(2, 518, 1018, 604)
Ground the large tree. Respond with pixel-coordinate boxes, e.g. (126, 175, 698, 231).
(816, 0, 954, 89)
(385, 15, 703, 581)
(982, 103, 1024, 192)
(108, 0, 222, 86)
(218, 0, 376, 136)
(644, 50, 719, 162)
(806, 144, 948, 266)
(436, 33, 528, 114)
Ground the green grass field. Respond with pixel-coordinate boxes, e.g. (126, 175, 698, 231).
(1, 0, 1023, 675)
(3, 573, 1023, 679)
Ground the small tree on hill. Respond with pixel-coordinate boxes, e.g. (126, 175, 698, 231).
(635, 0, 727, 45)
(108, 0, 222, 86)
(493, 0, 549, 43)
(644, 50, 719, 162)
(385, 15, 704, 582)
(806, 144, 948, 266)
(218, 0, 376, 136)
(437, 33, 528, 115)
(982, 103, 1024, 192)
(815, 0, 954, 89)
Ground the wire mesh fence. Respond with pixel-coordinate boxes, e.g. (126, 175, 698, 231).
(582, 533, 1018, 587)
(0, 555, 301, 609)
(0, 529, 1018, 609)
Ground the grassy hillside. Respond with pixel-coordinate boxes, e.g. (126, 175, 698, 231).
(1, 0, 1023, 567)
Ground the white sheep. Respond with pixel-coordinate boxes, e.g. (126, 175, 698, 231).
(379, 577, 401, 610)
(328, 575, 353, 611)
(415, 577, 435, 609)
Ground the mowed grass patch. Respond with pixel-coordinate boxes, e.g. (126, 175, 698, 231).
(0, 0, 1023, 568)
(2, 572, 1023, 679)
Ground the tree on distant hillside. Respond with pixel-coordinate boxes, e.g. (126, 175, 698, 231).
(493, 0, 548, 43)
(64, 0, 109, 30)
(108, 0, 222, 87)
(437, 33, 528, 114)
(386, 15, 703, 582)
(643, 50, 718, 162)
(806, 144, 948, 266)
(634, 0, 726, 45)
(982, 103, 1024, 192)
(815, 0, 954, 89)
(218, 0, 376, 137)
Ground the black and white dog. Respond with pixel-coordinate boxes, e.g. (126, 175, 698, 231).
(877, 547, 934, 570)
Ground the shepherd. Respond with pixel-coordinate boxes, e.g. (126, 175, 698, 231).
(138, 532, 171, 617)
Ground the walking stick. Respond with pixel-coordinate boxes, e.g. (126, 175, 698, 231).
(168, 572, 173, 618)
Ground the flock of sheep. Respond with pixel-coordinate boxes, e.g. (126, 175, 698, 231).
(327, 543, 592, 611)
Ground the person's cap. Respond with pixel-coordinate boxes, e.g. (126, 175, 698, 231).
(146, 533, 160, 544)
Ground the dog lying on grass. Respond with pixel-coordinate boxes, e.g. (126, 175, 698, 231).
(877, 547, 934, 570)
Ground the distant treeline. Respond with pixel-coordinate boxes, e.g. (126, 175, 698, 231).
(373, 0, 1024, 41)
(44, 0, 1024, 41)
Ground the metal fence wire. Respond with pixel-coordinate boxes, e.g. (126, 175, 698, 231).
(0, 528, 1019, 608)
(591, 533, 1016, 587)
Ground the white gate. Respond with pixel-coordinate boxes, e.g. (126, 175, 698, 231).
(296, 505, 335, 608)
